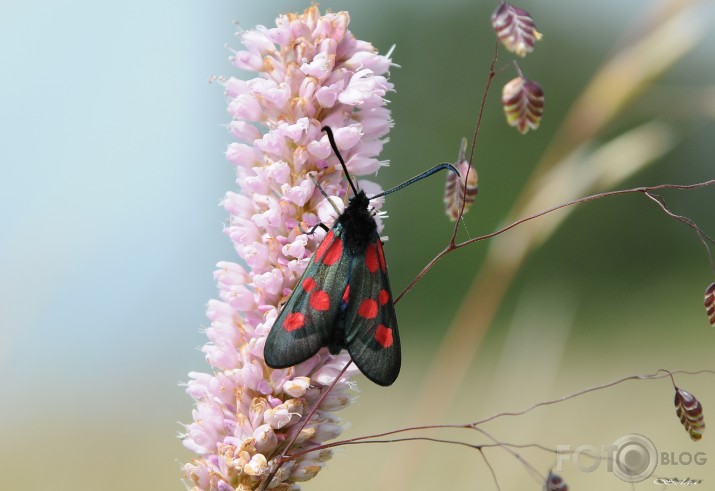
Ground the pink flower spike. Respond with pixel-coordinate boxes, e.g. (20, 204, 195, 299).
(182, 6, 394, 490)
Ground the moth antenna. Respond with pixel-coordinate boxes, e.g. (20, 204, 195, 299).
(370, 163, 460, 199)
(308, 173, 342, 215)
(322, 126, 360, 196)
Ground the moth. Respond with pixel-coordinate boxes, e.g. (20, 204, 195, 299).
(264, 126, 457, 386)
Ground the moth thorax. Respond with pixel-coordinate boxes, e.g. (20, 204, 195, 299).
(338, 191, 377, 255)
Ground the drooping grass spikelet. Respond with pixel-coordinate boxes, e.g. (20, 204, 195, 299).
(444, 137, 478, 221)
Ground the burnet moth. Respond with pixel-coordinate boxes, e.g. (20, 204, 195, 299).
(264, 127, 458, 386)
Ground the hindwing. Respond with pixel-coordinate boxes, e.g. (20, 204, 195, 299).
(344, 236, 401, 386)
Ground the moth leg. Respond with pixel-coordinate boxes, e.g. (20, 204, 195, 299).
(299, 222, 330, 235)
(308, 174, 342, 215)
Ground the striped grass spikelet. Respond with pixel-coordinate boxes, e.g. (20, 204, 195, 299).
(675, 387, 705, 441)
(491, 2, 542, 57)
(704, 282, 715, 326)
(502, 76, 544, 134)
(444, 137, 478, 221)
(543, 471, 568, 491)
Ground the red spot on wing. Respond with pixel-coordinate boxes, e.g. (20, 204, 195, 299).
(284, 312, 305, 332)
(357, 299, 378, 319)
(322, 237, 343, 265)
(376, 240, 386, 272)
(342, 284, 350, 303)
(374, 324, 394, 348)
(379, 289, 390, 305)
(302, 277, 316, 292)
(314, 230, 334, 261)
(310, 290, 330, 311)
(365, 243, 379, 273)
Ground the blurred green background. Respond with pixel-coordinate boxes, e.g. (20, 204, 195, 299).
(1, 0, 714, 490)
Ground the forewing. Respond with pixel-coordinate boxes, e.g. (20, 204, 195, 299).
(344, 237, 401, 386)
(264, 228, 351, 368)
